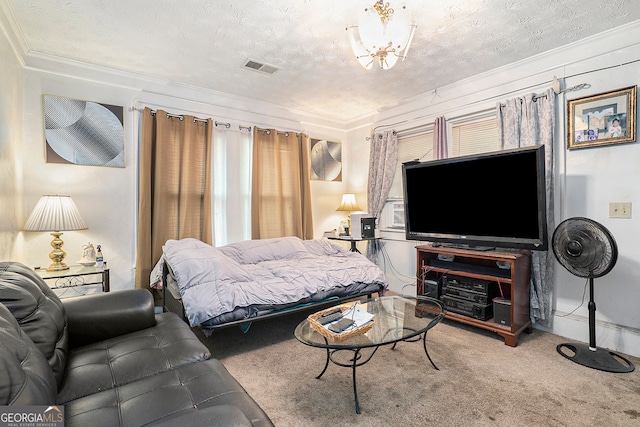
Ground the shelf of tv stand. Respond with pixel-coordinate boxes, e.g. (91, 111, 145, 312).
(415, 245, 532, 347)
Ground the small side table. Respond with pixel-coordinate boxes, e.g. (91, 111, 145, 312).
(36, 265, 110, 294)
(328, 235, 379, 253)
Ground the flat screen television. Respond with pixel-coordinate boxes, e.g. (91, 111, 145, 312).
(402, 145, 548, 251)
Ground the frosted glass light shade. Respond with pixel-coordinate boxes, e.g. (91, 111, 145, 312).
(347, 1, 416, 70)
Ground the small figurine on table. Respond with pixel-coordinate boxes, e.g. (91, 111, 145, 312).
(79, 242, 96, 266)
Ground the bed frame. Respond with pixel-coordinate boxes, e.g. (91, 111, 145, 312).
(161, 261, 384, 332)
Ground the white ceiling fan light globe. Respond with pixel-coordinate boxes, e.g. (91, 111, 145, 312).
(398, 24, 417, 60)
(348, 0, 416, 70)
(385, 4, 412, 49)
(347, 25, 375, 69)
(358, 5, 386, 49)
(381, 51, 399, 69)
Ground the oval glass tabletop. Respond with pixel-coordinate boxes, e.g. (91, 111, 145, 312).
(294, 295, 444, 349)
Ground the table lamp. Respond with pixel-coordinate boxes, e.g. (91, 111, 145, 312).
(336, 193, 361, 235)
(24, 195, 88, 271)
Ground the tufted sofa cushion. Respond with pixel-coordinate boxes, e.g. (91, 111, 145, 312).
(0, 262, 68, 386)
(0, 302, 57, 405)
(63, 359, 274, 427)
(58, 312, 210, 404)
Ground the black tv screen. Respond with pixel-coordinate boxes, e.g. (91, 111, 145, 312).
(402, 145, 548, 250)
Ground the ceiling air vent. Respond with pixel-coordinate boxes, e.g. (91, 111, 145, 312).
(242, 59, 280, 75)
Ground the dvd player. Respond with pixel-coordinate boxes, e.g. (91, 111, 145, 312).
(442, 295, 493, 321)
(444, 286, 497, 304)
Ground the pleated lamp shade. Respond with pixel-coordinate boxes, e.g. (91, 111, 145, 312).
(25, 195, 87, 232)
(336, 194, 362, 212)
(336, 194, 361, 236)
(25, 195, 87, 271)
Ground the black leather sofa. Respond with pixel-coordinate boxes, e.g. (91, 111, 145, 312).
(0, 261, 274, 427)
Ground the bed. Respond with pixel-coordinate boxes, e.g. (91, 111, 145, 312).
(151, 236, 387, 330)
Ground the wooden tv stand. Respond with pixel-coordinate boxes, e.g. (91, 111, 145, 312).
(415, 245, 532, 347)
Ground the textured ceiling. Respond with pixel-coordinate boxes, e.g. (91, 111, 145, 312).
(6, 0, 640, 122)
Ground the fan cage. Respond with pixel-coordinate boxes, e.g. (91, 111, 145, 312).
(552, 217, 617, 279)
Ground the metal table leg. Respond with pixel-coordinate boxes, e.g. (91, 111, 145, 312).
(422, 330, 438, 370)
(315, 338, 379, 414)
(352, 348, 361, 414)
(390, 327, 439, 370)
(316, 347, 331, 379)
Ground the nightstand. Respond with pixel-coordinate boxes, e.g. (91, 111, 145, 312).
(35, 265, 110, 295)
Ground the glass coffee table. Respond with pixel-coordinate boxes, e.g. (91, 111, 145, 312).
(294, 295, 444, 414)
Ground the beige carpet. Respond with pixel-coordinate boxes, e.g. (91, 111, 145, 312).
(196, 310, 640, 427)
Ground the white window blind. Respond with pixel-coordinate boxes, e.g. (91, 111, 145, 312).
(388, 130, 433, 198)
(451, 118, 499, 157)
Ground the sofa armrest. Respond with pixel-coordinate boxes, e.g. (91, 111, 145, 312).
(63, 289, 156, 348)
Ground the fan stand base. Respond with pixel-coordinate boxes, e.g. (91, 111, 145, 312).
(557, 343, 635, 373)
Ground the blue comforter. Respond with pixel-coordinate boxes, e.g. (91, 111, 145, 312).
(155, 237, 387, 326)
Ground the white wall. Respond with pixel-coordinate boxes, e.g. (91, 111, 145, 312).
(344, 22, 640, 357)
(21, 68, 139, 290)
(0, 10, 23, 260)
(13, 50, 349, 290)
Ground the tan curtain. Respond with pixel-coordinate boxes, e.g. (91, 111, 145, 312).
(135, 108, 213, 289)
(251, 128, 313, 239)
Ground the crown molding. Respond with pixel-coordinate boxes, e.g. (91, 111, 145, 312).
(369, 19, 640, 126)
(22, 49, 348, 132)
(0, 1, 28, 66)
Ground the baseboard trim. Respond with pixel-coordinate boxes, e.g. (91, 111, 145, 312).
(538, 311, 640, 358)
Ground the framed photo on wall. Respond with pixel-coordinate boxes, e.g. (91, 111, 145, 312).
(567, 86, 636, 150)
(43, 95, 125, 167)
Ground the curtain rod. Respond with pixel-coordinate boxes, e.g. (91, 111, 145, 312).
(255, 126, 301, 137)
(497, 82, 589, 107)
(368, 70, 600, 139)
(133, 106, 252, 131)
(149, 109, 208, 124)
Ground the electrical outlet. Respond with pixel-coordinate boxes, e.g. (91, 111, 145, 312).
(609, 202, 632, 218)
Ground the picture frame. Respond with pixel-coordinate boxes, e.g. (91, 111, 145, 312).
(310, 138, 342, 181)
(567, 86, 636, 150)
(43, 94, 125, 167)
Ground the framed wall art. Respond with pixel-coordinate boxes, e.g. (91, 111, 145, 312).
(43, 95, 125, 167)
(310, 138, 342, 181)
(567, 86, 636, 150)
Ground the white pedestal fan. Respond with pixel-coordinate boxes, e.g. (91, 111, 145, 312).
(552, 217, 634, 373)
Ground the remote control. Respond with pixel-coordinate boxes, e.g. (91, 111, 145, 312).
(328, 318, 355, 333)
(321, 308, 342, 317)
(318, 311, 343, 325)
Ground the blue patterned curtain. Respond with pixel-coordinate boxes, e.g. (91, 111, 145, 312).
(497, 88, 556, 326)
(366, 130, 398, 261)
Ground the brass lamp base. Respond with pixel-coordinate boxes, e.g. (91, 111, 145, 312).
(46, 231, 69, 272)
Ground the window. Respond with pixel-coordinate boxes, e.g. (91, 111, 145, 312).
(387, 130, 434, 199)
(451, 117, 499, 157)
(381, 115, 498, 231)
(380, 129, 432, 231)
(212, 128, 252, 246)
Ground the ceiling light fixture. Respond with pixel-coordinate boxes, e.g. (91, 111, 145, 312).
(346, 1, 416, 70)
